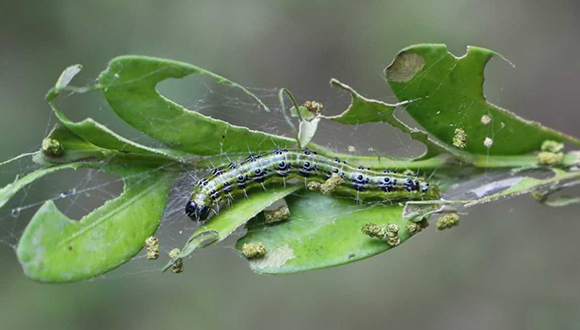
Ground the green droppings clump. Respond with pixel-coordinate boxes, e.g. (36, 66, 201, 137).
(537, 152, 564, 166)
(361, 222, 387, 239)
(361, 222, 400, 247)
(307, 181, 321, 191)
(242, 242, 267, 259)
(436, 213, 460, 231)
(320, 173, 345, 195)
(407, 218, 429, 235)
(541, 140, 564, 153)
(406, 221, 422, 235)
(386, 223, 400, 247)
(538, 140, 565, 166)
(264, 205, 290, 224)
(145, 236, 159, 260)
(453, 128, 467, 149)
(168, 248, 183, 274)
(42, 137, 64, 157)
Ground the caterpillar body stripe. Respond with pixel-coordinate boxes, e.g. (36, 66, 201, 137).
(186, 148, 440, 221)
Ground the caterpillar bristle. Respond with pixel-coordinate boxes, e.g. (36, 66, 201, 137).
(186, 149, 440, 222)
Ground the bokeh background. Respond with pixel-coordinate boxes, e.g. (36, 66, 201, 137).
(2, 0, 580, 329)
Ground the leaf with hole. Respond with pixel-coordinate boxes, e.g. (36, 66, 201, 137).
(385, 44, 580, 155)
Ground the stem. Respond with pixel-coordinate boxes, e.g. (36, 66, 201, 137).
(278, 88, 304, 146)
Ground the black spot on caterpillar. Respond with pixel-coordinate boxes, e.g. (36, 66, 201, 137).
(185, 148, 440, 221)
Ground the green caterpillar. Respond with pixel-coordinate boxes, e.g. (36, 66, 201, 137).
(186, 148, 440, 221)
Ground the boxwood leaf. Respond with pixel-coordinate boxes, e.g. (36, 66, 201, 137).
(0, 163, 82, 210)
(46, 65, 194, 164)
(98, 56, 295, 155)
(236, 191, 419, 274)
(326, 79, 469, 161)
(163, 185, 301, 271)
(385, 44, 580, 155)
(16, 166, 176, 282)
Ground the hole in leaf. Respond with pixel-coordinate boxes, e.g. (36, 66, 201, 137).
(158, 75, 295, 139)
(0, 169, 123, 248)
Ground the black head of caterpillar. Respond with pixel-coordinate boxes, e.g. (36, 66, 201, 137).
(185, 200, 211, 222)
(185, 148, 440, 222)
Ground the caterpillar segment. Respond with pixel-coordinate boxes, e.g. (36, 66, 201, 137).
(185, 148, 440, 221)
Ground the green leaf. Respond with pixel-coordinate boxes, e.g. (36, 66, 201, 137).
(46, 62, 452, 171)
(542, 196, 580, 207)
(493, 169, 580, 203)
(290, 106, 316, 121)
(163, 185, 301, 271)
(0, 163, 82, 210)
(51, 107, 190, 162)
(236, 191, 418, 274)
(98, 56, 295, 155)
(16, 166, 176, 283)
(326, 79, 467, 161)
(45, 64, 84, 102)
(385, 44, 580, 155)
(34, 125, 181, 172)
(45, 65, 193, 164)
(439, 168, 580, 210)
(34, 125, 109, 166)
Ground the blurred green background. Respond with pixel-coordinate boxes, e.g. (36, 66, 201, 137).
(2, 0, 580, 329)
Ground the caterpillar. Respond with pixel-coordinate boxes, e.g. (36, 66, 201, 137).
(185, 148, 440, 221)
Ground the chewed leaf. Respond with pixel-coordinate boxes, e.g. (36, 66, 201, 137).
(541, 195, 580, 207)
(236, 191, 419, 274)
(16, 166, 175, 283)
(98, 56, 295, 155)
(0, 163, 82, 210)
(386, 44, 580, 155)
(441, 168, 580, 211)
(326, 79, 467, 161)
(45, 65, 193, 164)
(163, 185, 301, 271)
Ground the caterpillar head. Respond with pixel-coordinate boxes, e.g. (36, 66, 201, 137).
(185, 200, 211, 222)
